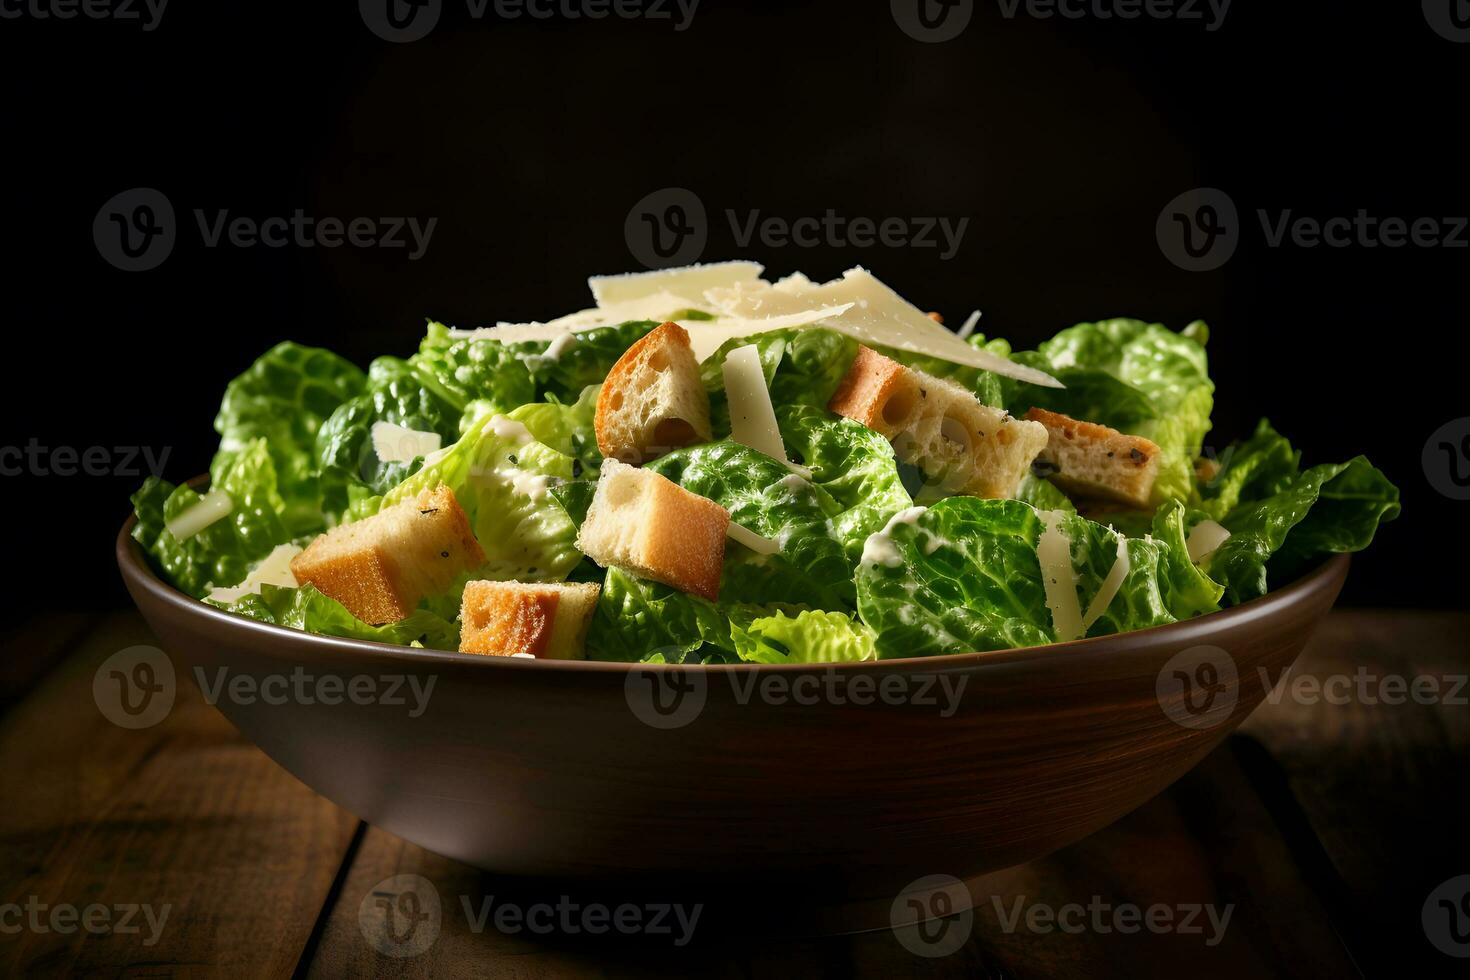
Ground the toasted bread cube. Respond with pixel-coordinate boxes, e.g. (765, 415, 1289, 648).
(290, 483, 485, 624)
(828, 346, 1049, 499)
(459, 580, 601, 659)
(1025, 408, 1162, 508)
(575, 459, 729, 601)
(595, 321, 712, 465)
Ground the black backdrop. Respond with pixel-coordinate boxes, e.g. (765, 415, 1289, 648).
(1, 0, 1464, 609)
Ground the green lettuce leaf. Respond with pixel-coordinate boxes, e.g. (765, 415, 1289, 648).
(701, 327, 857, 435)
(776, 405, 914, 561)
(729, 607, 877, 664)
(1195, 418, 1301, 520)
(1004, 319, 1214, 504)
(132, 439, 292, 598)
(410, 322, 536, 421)
(511, 320, 658, 402)
(316, 356, 460, 512)
(211, 342, 366, 534)
(360, 411, 581, 583)
(647, 440, 853, 609)
(506, 384, 602, 477)
(585, 568, 736, 663)
(854, 497, 1205, 658)
(221, 583, 459, 650)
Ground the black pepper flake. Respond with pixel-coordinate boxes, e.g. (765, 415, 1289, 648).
(1129, 448, 1146, 463)
(440, 550, 450, 558)
(419, 508, 438, 515)
(571, 459, 583, 478)
(919, 388, 927, 398)
(1107, 451, 1115, 458)
(508, 453, 518, 465)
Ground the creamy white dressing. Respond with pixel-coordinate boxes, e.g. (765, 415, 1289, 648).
(489, 415, 534, 446)
(861, 506, 929, 567)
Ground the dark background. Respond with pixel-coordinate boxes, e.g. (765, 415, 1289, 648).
(1, 0, 1463, 609)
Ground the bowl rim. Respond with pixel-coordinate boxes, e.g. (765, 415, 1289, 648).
(117, 506, 1350, 675)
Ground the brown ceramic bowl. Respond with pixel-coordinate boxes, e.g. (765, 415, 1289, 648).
(117, 512, 1349, 932)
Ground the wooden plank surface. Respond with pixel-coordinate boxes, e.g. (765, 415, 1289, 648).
(0, 612, 360, 977)
(2, 609, 1466, 977)
(1240, 610, 1470, 978)
(297, 742, 1356, 978)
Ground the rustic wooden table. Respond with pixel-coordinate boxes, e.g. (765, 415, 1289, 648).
(1, 609, 1466, 978)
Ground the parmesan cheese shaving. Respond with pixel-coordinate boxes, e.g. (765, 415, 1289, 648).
(1036, 510, 1083, 642)
(957, 310, 982, 340)
(371, 421, 442, 464)
(722, 344, 808, 476)
(589, 261, 765, 306)
(206, 543, 303, 605)
(1081, 534, 1131, 631)
(727, 521, 780, 556)
(166, 489, 233, 541)
(1186, 520, 1232, 563)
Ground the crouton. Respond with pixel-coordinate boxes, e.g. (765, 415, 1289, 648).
(828, 345, 1049, 499)
(1024, 408, 1162, 508)
(290, 483, 485, 624)
(459, 580, 601, 659)
(575, 459, 729, 601)
(595, 321, 712, 465)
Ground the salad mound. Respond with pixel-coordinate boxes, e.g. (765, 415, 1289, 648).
(129, 263, 1400, 662)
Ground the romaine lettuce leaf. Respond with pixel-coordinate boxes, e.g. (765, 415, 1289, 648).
(1210, 452, 1400, 603)
(776, 405, 914, 561)
(701, 327, 857, 435)
(410, 322, 536, 420)
(316, 356, 460, 511)
(647, 439, 853, 609)
(221, 583, 459, 650)
(585, 568, 736, 663)
(1003, 319, 1215, 504)
(729, 607, 877, 664)
(132, 439, 292, 598)
(854, 497, 1208, 657)
(360, 411, 581, 583)
(506, 384, 602, 477)
(211, 342, 366, 534)
(511, 320, 659, 402)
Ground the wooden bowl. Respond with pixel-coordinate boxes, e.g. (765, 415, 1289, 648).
(117, 515, 1349, 933)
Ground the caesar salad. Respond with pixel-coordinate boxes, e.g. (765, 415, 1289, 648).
(129, 262, 1400, 662)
